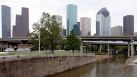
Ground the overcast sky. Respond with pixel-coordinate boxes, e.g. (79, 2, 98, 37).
(0, 0, 137, 37)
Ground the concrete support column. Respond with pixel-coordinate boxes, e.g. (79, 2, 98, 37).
(99, 44, 102, 53)
(128, 42, 130, 57)
(131, 40, 134, 57)
(7, 42, 9, 48)
(107, 44, 110, 55)
(80, 40, 83, 54)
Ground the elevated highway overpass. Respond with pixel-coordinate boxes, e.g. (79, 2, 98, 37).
(63, 36, 137, 41)
(0, 36, 137, 57)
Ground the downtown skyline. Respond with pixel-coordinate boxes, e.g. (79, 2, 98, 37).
(0, 0, 137, 37)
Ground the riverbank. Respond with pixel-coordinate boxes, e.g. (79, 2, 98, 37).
(0, 55, 112, 77)
(0, 55, 94, 77)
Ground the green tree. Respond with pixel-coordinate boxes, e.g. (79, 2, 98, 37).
(49, 15, 62, 54)
(29, 12, 61, 54)
(66, 30, 80, 54)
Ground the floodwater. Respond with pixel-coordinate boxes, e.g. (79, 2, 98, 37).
(50, 55, 137, 77)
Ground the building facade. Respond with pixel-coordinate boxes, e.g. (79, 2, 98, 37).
(67, 4, 77, 36)
(54, 15, 63, 36)
(96, 7, 111, 36)
(111, 26, 122, 36)
(13, 7, 29, 37)
(54, 15, 62, 28)
(80, 17, 91, 36)
(73, 22, 80, 36)
(134, 32, 137, 36)
(1, 5, 11, 38)
(123, 15, 134, 36)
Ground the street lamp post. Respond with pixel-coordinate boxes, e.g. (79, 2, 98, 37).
(38, 25, 41, 56)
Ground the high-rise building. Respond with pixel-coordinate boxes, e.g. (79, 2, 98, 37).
(73, 22, 80, 36)
(67, 4, 77, 36)
(1, 5, 11, 38)
(13, 15, 22, 37)
(13, 7, 29, 37)
(54, 15, 63, 36)
(123, 15, 134, 36)
(80, 17, 91, 36)
(54, 15, 62, 27)
(21, 7, 29, 36)
(111, 26, 122, 36)
(96, 7, 111, 36)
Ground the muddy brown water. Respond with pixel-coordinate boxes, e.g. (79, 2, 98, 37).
(49, 55, 137, 77)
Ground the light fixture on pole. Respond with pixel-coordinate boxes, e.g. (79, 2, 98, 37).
(38, 24, 41, 56)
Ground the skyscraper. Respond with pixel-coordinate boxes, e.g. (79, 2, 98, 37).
(22, 7, 29, 36)
(80, 17, 91, 36)
(54, 15, 63, 36)
(96, 7, 111, 36)
(111, 26, 122, 36)
(54, 15, 62, 27)
(123, 15, 134, 36)
(67, 4, 77, 36)
(73, 22, 80, 36)
(13, 15, 22, 37)
(1, 5, 11, 38)
(13, 7, 29, 37)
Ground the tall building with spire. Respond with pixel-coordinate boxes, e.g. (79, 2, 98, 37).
(67, 4, 77, 36)
(96, 7, 111, 36)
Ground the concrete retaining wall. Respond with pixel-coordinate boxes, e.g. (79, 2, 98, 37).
(0, 56, 95, 77)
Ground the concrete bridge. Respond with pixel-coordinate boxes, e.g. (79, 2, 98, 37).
(0, 37, 29, 52)
(79, 36, 137, 41)
(77, 36, 137, 57)
(0, 36, 137, 57)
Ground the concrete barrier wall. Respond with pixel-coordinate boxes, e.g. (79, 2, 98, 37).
(0, 56, 95, 77)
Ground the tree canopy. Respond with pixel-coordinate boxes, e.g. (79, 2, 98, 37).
(29, 12, 61, 54)
(66, 30, 80, 53)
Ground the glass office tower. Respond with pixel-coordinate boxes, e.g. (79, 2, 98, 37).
(67, 4, 77, 35)
(73, 22, 80, 36)
(96, 7, 111, 36)
(1, 5, 11, 38)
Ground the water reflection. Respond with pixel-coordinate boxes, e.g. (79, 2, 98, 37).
(48, 63, 96, 77)
(49, 55, 137, 77)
